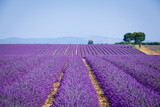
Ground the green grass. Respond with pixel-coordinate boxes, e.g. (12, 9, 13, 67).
(132, 45, 140, 50)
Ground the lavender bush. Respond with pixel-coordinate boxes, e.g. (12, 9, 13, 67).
(53, 56, 99, 107)
(0, 55, 48, 89)
(0, 56, 69, 107)
(85, 56, 160, 107)
(0, 44, 145, 56)
(100, 55, 160, 94)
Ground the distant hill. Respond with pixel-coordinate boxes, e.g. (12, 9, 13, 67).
(0, 36, 123, 44)
(84, 35, 122, 44)
(0, 37, 86, 44)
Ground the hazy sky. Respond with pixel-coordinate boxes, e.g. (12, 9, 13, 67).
(0, 0, 160, 41)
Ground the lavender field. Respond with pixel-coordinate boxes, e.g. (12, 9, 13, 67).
(144, 45, 160, 54)
(0, 44, 145, 56)
(0, 44, 160, 107)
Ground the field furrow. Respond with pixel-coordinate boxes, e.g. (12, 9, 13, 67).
(83, 58, 110, 107)
(100, 55, 160, 95)
(0, 56, 69, 107)
(85, 56, 160, 107)
(43, 62, 69, 107)
(0, 44, 159, 107)
(52, 56, 99, 107)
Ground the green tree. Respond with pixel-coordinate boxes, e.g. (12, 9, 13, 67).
(132, 32, 145, 48)
(123, 33, 133, 44)
(88, 40, 94, 44)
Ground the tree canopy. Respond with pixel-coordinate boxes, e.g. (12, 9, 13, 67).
(123, 32, 146, 48)
(123, 33, 133, 44)
(132, 32, 145, 44)
(88, 40, 94, 44)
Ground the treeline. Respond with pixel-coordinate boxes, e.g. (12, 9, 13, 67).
(115, 42, 160, 45)
(142, 42, 160, 45)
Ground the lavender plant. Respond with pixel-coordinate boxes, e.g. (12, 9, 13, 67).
(100, 55, 160, 94)
(53, 56, 99, 107)
(85, 56, 160, 107)
(0, 44, 145, 56)
(0, 55, 48, 89)
(0, 56, 69, 107)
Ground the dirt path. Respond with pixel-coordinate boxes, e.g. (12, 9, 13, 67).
(83, 59, 110, 107)
(52, 49, 57, 55)
(64, 46, 69, 55)
(42, 62, 68, 107)
(76, 45, 78, 55)
(134, 45, 160, 55)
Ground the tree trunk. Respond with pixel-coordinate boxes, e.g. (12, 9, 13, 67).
(135, 39, 137, 44)
(139, 41, 142, 48)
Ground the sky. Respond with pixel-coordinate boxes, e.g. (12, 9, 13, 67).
(0, 0, 160, 42)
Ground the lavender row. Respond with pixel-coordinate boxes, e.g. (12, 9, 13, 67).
(144, 45, 160, 53)
(126, 55, 160, 71)
(53, 56, 99, 107)
(98, 44, 145, 55)
(0, 44, 55, 55)
(100, 55, 160, 94)
(0, 56, 69, 107)
(0, 55, 48, 89)
(108, 55, 160, 71)
(0, 44, 145, 56)
(85, 56, 160, 107)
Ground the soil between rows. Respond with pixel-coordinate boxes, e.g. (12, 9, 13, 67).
(43, 58, 110, 107)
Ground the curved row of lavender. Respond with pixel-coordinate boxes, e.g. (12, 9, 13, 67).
(52, 56, 99, 107)
(85, 56, 160, 107)
(0, 44, 145, 56)
(100, 55, 160, 95)
(0, 56, 69, 107)
(124, 55, 160, 71)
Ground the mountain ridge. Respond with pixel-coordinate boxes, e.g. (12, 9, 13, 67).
(0, 36, 154, 44)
